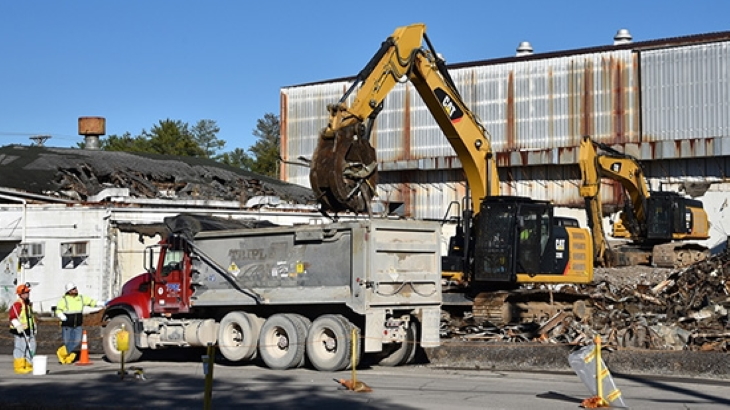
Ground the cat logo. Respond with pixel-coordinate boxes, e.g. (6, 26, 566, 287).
(435, 87, 463, 123)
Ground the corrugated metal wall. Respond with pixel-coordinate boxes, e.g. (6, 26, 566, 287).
(641, 41, 730, 142)
(281, 40, 729, 220)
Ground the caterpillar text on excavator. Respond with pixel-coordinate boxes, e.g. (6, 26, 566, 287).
(578, 135, 710, 268)
(309, 23, 594, 326)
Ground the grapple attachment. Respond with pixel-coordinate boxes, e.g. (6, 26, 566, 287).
(309, 124, 378, 217)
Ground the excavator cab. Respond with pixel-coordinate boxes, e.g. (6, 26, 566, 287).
(472, 196, 553, 283)
(645, 192, 705, 241)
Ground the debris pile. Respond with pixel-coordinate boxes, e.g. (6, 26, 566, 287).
(445, 249, 730, 352)
(589, 250, 729, 351)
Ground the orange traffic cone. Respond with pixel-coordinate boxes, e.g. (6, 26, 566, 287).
(75, 330, 93, 366)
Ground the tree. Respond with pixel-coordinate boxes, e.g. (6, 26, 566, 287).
(143, 119, 206, 157)
(98, 119, 223, 157)
(99, 132, 150, 152)
(192, 119, 224, 158)
(246, 113, 281, 178)
(218, 147, 252, 169)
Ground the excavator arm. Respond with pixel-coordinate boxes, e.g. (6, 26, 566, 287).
(579, 136, 650, 231)
(310, 23, 499, 217)
(579, 135, 651, 265)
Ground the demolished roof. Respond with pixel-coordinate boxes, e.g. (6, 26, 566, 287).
(0, 144, 315, 204)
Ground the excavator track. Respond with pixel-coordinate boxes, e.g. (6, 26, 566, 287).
(470, 289, 592, 326)
(652, 242, 710, 268)
(309, 124, 378, 216)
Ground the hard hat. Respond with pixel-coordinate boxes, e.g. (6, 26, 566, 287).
(65, 282, 77, 292)
(16, 283, 31, 295)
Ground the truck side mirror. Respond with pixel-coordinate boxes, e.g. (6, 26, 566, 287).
(144, 247, 155, 273)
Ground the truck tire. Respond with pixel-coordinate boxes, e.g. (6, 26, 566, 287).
(288, 314, 312, 368)
(377, 319, 416, 367)
(258, 314, 307, 370)
(306, 314, 358, 372)
(103, 315, 142, 363)
(338, 316, 362, 370)
(218, 311, 262, 362)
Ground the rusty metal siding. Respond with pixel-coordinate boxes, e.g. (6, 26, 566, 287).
(281, 82, 349, 187)
(280, 49, 639, 188)
(373, 82, 409, 163)
(473, 50, 639, 152)
(641, 41, 730, 144)
(377, 171, 468, 220)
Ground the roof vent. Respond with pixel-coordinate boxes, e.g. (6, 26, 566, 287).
(78, 117, 106, 150)
(613, 29, 633, 45)
(516, 41, 533, 57)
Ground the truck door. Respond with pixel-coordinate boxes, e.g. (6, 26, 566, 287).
(152, 246, 190, 313)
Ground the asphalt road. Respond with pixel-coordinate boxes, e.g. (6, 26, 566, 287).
(1, 353, 729, 410)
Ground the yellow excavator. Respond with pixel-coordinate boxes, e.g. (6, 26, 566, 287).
(578, 135, 710, 268)
(309, 23, 593, 325)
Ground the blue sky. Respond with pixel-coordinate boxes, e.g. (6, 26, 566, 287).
(1, 1, 728, 153)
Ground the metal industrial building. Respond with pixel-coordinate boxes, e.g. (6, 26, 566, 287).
(279, 28, 730, 250)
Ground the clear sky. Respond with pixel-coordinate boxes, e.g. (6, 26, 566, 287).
(1, 1, 728, 152)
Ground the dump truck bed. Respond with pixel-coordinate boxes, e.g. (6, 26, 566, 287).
(188, 219, 442, 314)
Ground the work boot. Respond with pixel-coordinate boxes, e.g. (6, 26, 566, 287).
(56, 346, 68, 364)
(64, 352, 77, 364)
(13, 358, 32, 374)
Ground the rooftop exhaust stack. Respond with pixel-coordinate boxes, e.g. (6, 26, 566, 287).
(613, 29, 633, 45)
(516, 41, 533, 57)
(78, 117, 106, 150)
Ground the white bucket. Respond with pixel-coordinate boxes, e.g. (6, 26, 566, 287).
(32, 355, 47, 376)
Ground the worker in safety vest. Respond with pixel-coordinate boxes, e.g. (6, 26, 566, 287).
(55, 282, 104, 364)
(8, 282, 36, 374)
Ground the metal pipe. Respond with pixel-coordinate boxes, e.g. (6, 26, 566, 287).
(0, 193, 27, 284)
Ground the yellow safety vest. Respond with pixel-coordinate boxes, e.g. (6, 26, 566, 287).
(9, 299, 35, 333)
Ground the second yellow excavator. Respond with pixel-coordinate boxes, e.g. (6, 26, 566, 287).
(309, 23, 593, 325)
(578, 135, 710, 268)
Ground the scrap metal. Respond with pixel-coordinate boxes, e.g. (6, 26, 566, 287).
(443, 245, 730, 352)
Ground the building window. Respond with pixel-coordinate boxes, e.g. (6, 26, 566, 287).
(18, 242, 45, 268)
(61, 241, 89, 269)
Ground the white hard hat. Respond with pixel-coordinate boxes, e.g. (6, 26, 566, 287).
(65, 282, 77, 292)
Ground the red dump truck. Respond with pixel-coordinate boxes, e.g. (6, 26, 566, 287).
(102, 214, 442, 371)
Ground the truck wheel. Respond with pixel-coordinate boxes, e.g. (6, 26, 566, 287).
(258, 314, 306, 370)
(377, 320, 416, 367)
(339, 316, 362, 370)
(103, 315, 142, 363)
(306, 314, 357, 372)
(288, 314, 311, 368)
(218, 311, 262, 362)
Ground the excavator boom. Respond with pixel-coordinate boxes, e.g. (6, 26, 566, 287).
(310, 23, 498, 217)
